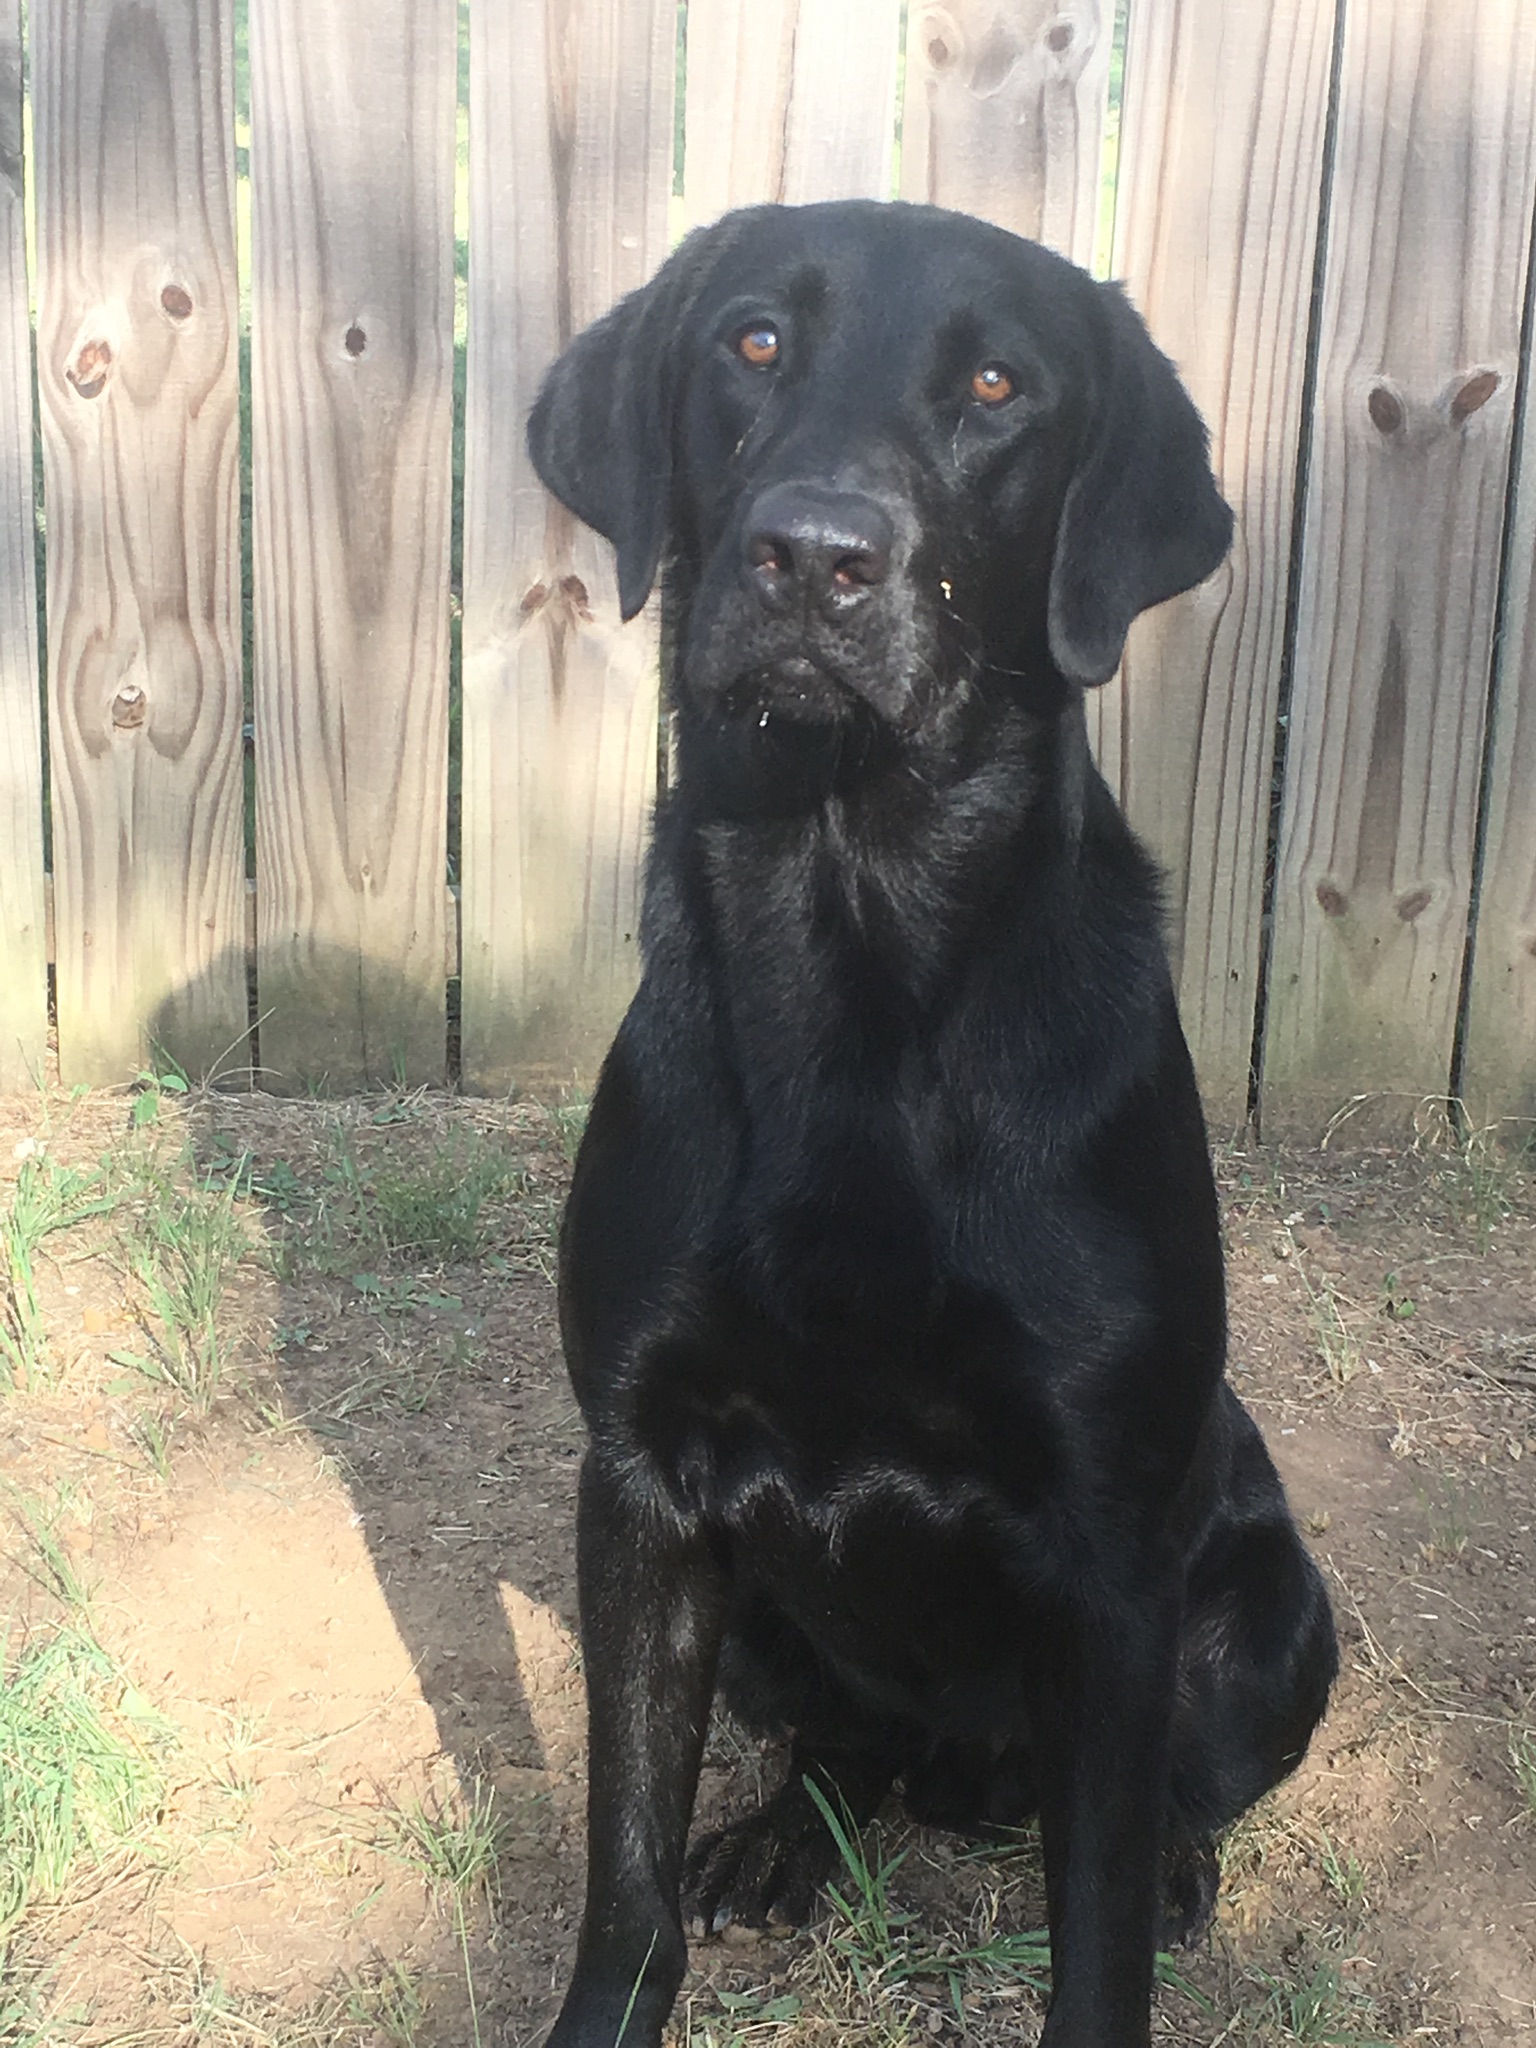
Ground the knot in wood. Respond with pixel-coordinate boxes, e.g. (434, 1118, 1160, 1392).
(1046, 18, 1075, 52)
(1450, 369, 1500, 425)
(68, 339, 113, 400)
(559, 574, 593, 621)
(1366, 384, 1404, 435)
(1395, 887, 1432, 923)
(1315, 881, 1349, 919)
(161, 283, 193, 321)
(344, 324, 368, 358)
(111, 683, 147, 729)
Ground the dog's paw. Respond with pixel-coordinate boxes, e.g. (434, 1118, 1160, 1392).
(1158, 1834, 1219, 1949)
(682, 1794, 838, 1935)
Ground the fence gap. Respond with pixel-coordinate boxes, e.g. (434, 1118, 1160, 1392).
(1453, 89, 1536, 1131)
(0, 0, 44, 1092)
(1248, 0, 1349, 1138)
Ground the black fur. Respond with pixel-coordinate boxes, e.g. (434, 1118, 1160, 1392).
(528, 202, 1336, 2048)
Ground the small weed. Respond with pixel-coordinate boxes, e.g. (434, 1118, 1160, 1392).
(351, 1271, 464, 1317)
(805, 1777, 1051, 2018)
(551, 1096, 590, 1162)
(1378, 1271, 1415, 1321)
(1285, 1232, 1361, 1385)
(1435, 1117, 1529, 1251)
(0, 1627, 167, 1940)
(381, 1780, 509, 2048)
(129, 1061, 190, 1130)
(252, 1157, 303, 1211)
(680, 1986, 805, 2048)
(1508, 1725, 1536, 1818)
(382, 1779, 508, 1900)
(6, 1485, 96, 1613)
(128, 1405, 177, 1479)
(1315, 1830, 1368, 1910)
(1416, 1478, 1471, 1565)
(344, 1959, 426, 2045)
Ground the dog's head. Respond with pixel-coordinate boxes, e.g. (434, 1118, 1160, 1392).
(530, 202, 1230, 766)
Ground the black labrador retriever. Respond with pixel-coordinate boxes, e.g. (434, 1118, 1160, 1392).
(527, 200, 1337, 2048)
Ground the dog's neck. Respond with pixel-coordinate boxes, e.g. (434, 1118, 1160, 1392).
(667, 682, 1097, 1030)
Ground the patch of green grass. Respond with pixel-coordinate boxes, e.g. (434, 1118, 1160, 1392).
(1508, 1724, 1536, 1818)
(127, 1169, 254, 1412)
(343, 1959, 426, 2046)
(365, 1140, 527, 1262)
(1285, 1231, 1361, 1386)
(1435, 1118, 1531, 1252)
(1315, 1830, 1368, 1911)
(280, 1125, 531, 1277)
(1, 1150, 120, 1390)
(1416, 1478, 1472, 1566)
(0, 1627, 167, 1944)
(380, 1780, 508, 2048)
(6, 1484, 95, 1614)
(551, 1097, 590, 1163)
(1241, 1950, 1395, 2047)
(805, 1778, 1052, 2020)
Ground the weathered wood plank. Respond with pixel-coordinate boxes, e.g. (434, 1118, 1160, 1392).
(34, 0, 245, 1085)
(1459, 348, 1536, 1127)
(1092, 0, 1336, 1132)
(0, 0, 44, 1092)
(1261, 0, 1536, 1141)
(683, 0, 901, 225)
(899, 0, 1109, 264)
(460, 0, 674, 1094)
(250, 0, 454, 1090)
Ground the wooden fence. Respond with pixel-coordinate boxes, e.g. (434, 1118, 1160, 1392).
(1, 0, 1535, 1142)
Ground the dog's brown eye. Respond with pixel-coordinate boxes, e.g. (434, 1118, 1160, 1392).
(738, 325, 780, 368)
(970, 363, 1014, 406)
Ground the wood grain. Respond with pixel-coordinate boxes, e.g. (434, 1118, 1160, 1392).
(0, 0, 44, 1092)
(459, 0, 674, 1094)
(250, 0, 455, 1090)
(34, 0, 245, 1085)
(1459, 351, 1536, 1126)
(899, 0, 1108, 264)
(1261, 0, 1536, 1139)
(1093, 0, 1336, 1132)
(683, 0, 901, 225)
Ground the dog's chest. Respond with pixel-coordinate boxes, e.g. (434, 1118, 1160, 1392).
(631, 1263, 1077, 1658)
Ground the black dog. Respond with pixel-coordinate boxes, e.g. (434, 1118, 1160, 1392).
(527, 201, 1336, 2048)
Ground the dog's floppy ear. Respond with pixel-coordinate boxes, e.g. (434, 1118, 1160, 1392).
(1047, 285, 1233, 687)
(528, 226, 727, 622)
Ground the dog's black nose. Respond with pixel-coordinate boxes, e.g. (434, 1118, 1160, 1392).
(743, 484, 894, 618)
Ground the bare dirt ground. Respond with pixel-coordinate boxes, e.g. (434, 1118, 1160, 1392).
(0, 1083, 1532, 2048)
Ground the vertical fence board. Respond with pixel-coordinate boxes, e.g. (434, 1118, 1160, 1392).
(34, 0, 244, 1085)
(459, 0, 673, 1095)
(684, 0, 901, 225)
(0, 0, 43, 1092)
(1091, 0, 1336, 1132)
(250, 0, 454, 1091)
(1460, 357, 1536, 1126)
(1261, 0, 1536, 1140)
(899, 0, 1108, 263)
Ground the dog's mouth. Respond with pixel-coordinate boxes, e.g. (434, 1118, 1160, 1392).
(718, 657, 862, 729)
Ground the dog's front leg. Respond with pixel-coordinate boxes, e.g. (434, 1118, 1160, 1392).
(1032, 1584, 1180, 2048)
(547, 1455, 724, 2048)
